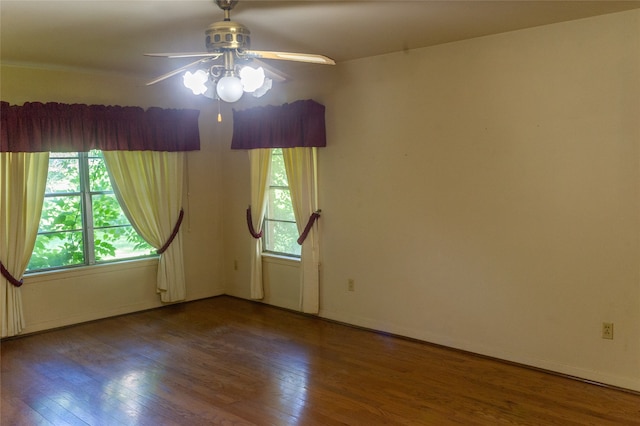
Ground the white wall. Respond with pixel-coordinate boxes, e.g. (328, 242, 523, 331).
(224, 10, 640, 391)
(261, 256, 302, 311)
(1, 66, 227, 333)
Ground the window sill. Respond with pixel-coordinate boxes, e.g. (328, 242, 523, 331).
(24, 257, 159, 283)
(261, 253, 301, 266)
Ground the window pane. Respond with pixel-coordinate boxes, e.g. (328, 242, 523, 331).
(264, 220, 301, 256)
(46, 157, 79, 193)
(270, 151, 288, 186)
(267, 188, 296, 221)
(93, 226, 155, 262)
(89, 155, 112, 192)
(39, 196, 82, 232)
(92, 194, 129, 227)
(28, 231, 85, 270)
(262, 148, 299, 257)
(28, 150, 157, 272)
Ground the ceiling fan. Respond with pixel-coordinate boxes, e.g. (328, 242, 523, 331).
(146, 0, 335, 103)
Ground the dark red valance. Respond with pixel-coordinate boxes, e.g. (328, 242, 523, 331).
(231, 99, 326, 150)
(1, 101, 200, 152)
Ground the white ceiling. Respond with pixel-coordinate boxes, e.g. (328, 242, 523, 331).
(2, 0, 639, 83)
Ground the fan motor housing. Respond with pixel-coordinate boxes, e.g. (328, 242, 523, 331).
(206, 21, 251, 52)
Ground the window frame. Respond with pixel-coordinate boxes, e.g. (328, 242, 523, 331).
(262, 149, 301, 258)
(27, 151, 156, 273)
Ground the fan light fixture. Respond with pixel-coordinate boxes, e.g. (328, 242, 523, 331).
(216, 74, 243, 102)
(239, 66, 265, 93)
(183, 70, 209, 95)
(182, 65, 271, 102)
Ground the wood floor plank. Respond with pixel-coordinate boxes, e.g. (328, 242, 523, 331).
(0, 395, 52, 426)
(2, 296, 639, 425)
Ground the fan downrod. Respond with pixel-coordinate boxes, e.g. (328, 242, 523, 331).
(215, 0, 238, 12)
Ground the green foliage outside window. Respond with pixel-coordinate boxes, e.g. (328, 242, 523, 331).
(27, 151, 155, 271)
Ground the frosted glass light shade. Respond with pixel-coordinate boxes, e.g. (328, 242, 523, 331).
(252, 78, 272, 98)
(183, 70, 209, 95)
(239, 66, 265, 93)
(216, 76, 244, 102)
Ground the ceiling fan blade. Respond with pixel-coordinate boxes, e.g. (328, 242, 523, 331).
(251, 59, 289, 83)
(145, 52, 223, 59)
(146, 58, 213, 86)
(241, 50, 335, 65)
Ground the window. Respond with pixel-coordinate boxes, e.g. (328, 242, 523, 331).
(263, 149, 300, 257)
(27, 151, 155, 272)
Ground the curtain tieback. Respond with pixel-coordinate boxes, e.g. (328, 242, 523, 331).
(246, 206, 263, 239)
(157, 209, 184, 255)
(297, 210, 321, 245)
(0, 261, 23, 288)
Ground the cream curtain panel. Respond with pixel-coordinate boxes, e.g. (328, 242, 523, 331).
(0, 152, 49, 337)
(283, 147, 320, 314)
(248, 149, 272, 300)
(103, 151, 186, 302)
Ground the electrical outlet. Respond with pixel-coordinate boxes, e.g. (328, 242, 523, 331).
(348, 279, 355, 292)
(602, 322, 614, 340)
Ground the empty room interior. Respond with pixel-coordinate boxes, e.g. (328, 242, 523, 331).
(1, 1, 640, 424)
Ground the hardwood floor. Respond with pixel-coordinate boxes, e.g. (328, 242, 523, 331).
(2, 296, 639, 425)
